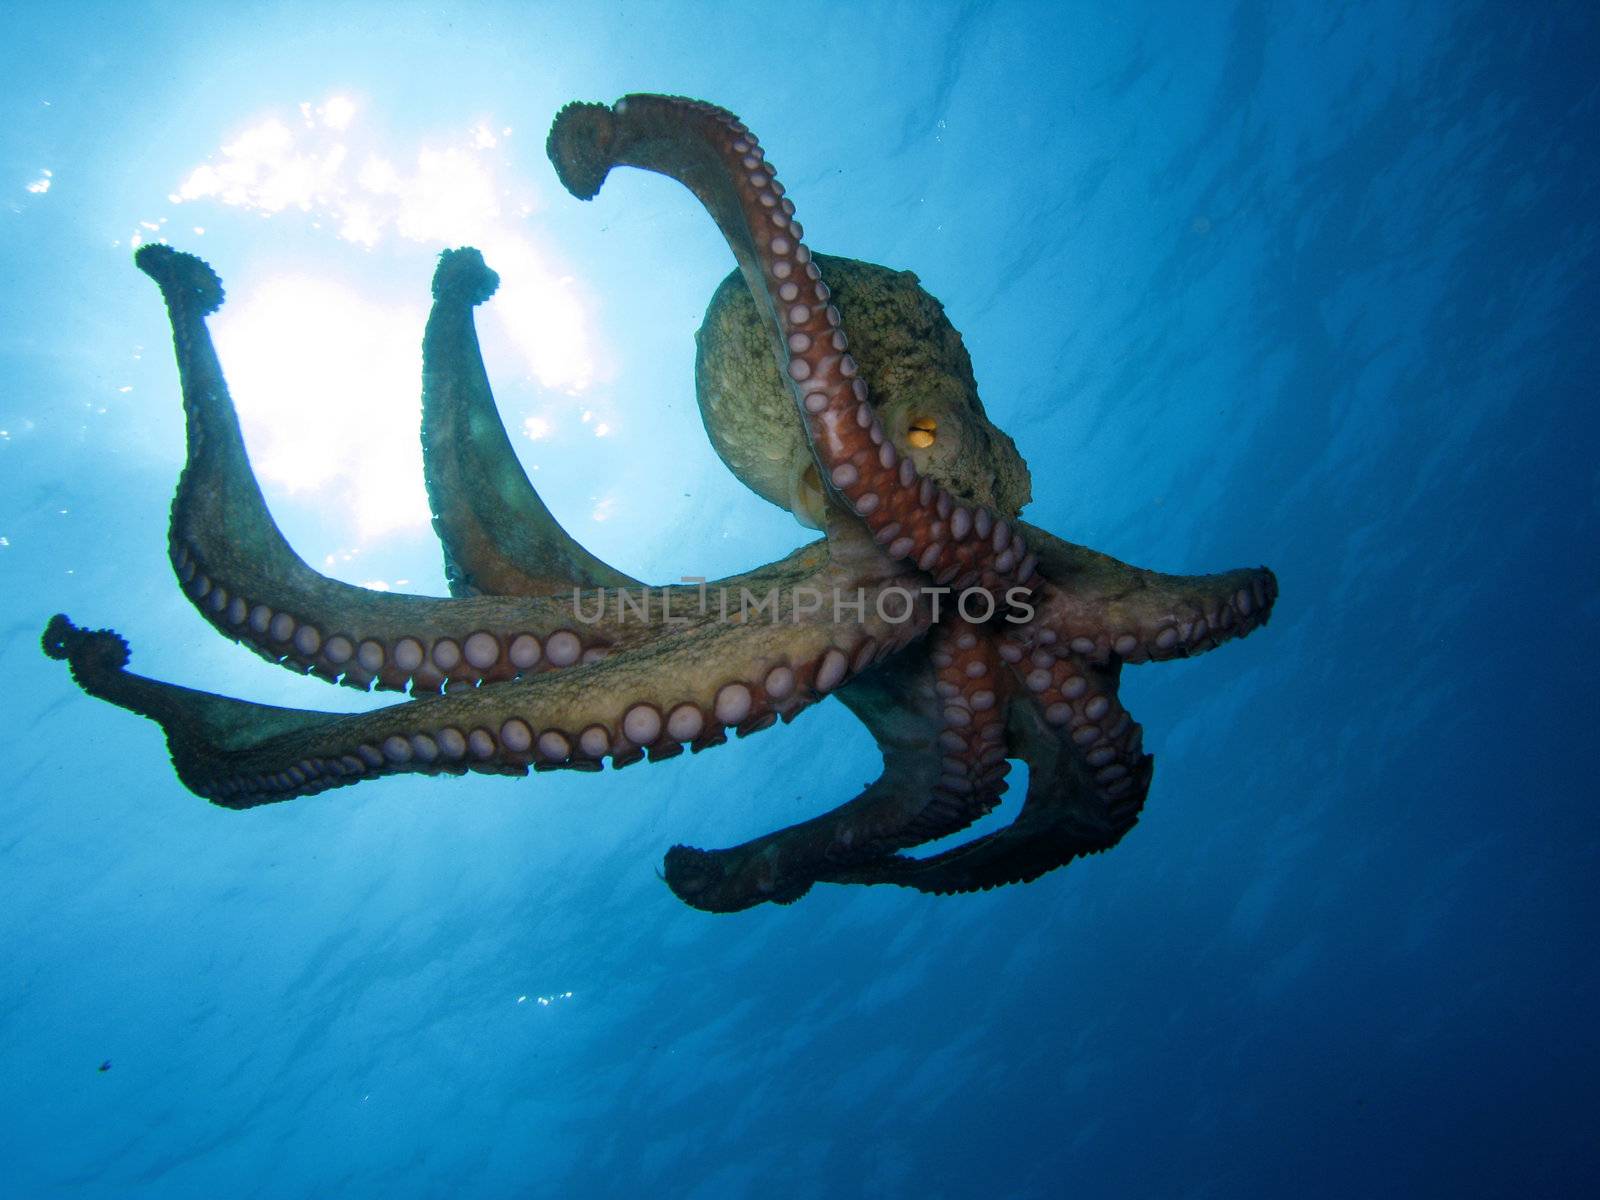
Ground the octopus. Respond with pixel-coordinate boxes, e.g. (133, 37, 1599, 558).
(42, 95, 1278, 912)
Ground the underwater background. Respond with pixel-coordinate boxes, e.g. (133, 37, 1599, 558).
(3, 2, 1595, 1196)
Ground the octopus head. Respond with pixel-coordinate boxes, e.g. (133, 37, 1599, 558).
(695, 254, 1032, 530)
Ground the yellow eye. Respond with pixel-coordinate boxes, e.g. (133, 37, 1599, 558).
(907, 417, 937, 450)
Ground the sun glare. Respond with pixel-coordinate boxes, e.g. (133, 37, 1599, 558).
(321, 95, 357, 132)
(164, 94, 598, 391)
(151, 93, 606, 539)
(212, 276, 430, 539)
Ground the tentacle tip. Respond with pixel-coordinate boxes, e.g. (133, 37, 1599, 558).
(40, 613, 76, 660)
(662, 843, 721, 904)
(662, 844, 813, 912)
(41, 614, 130, 674)
(133, 243, 225, 314)
(431, 247, 500, 305)
(661, 844, 763, 913)
(547, 100, 617, 200)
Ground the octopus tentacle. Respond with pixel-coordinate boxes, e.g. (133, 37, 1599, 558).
(422, 248, 640, 598)
(42, 580, 928, 807)
(547, 95, 1042, 598)
(848, 532, 1279, 896)
(42, 615, 338, 755)
(1001, 650, 1150, 807)
(823, 665, 1151, 895)
(661, 619, 1011, 912)
(137, 244, 649, 695)
(1012, 521, 1279, 666)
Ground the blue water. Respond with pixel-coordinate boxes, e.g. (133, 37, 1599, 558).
(3, 3, 1595, 1196)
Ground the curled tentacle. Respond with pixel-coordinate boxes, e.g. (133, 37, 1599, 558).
(1000, 648, 1150, 807)
(423, 248, 640, 598)
(547, 95, 1043, 599)
(43, 615, 351, 788)
(42, 573, 932, 807)
(662, 619, 1011, 913)
(823, 664, 1151, 895)
(834, 528, 1279, 896)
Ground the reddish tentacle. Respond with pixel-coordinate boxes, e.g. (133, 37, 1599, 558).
(547, 95, 1042, 600)
(661, 619, 1011, 913)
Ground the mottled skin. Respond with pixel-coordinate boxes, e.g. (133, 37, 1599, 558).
(43, 94, 1277, 912)
(696, 255, 1031, 530)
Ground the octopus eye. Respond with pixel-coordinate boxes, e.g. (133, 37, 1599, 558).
(907, 416, 938, 450)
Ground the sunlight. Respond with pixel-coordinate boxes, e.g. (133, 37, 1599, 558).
(473, 231, 597, 394)
(320, 95, 356, 132)
(211, 276, 430, 539)
(166, 94, 601, 395)
(148, 92, 616, 542)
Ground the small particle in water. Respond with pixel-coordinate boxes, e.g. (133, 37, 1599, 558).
(98, 1060, 111, 1072)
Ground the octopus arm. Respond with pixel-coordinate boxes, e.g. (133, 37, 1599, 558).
(1015, 521, 1279, 665)
(135, 245, 669, 696)
(547, 95, 1042, 600)
(422, 248, 641, 598)
(41, 583, 921, 808)
(822, 673, 1151, 896)
(661, 620, 1011, 913)
(846, 533, 1280, 897)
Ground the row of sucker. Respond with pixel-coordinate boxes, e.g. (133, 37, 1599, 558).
(552, 95, 1044, 602)
(999, 630, 1151, 825)
(1043, 567, 1278, 667)
(197, 630, 907, 807)
(707, 103, 1044, 599)
(169, 539, 603, 694)
(825, 622, 1012, 860)
(907, 622, 1011, 844)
